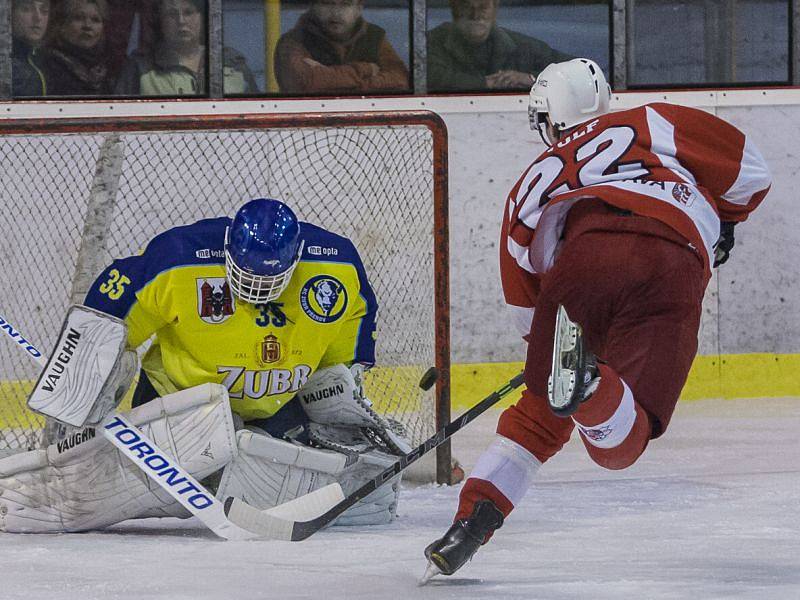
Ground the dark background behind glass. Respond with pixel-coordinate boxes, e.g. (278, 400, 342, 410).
(630, 0, 789, 87)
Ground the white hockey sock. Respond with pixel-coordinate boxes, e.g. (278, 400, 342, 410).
(469, 435, 541, 507)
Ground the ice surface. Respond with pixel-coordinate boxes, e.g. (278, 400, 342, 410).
(3, 398, 800, 600)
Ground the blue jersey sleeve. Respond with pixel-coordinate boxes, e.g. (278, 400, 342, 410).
(352, 252, 378, 365)
(83, 255, 150, 319)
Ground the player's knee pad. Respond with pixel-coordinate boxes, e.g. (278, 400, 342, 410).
(215, 427, 401, 526)
(0, 383, 236, 533)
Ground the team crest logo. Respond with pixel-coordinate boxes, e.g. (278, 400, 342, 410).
(197, 278, 236, 324)
(579, 425, 612, 442)
(672, 183, 694, 206)
(260, 334, 281, 364)
(299, 275, 348, 323)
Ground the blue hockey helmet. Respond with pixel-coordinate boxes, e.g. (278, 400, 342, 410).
(224, 198, 304, 304)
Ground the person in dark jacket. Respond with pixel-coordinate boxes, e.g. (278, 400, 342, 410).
(37, 0, 113, 96)
(427, 0, 572, 92)
(11, 0, 50, 96)
(274, 0, 408, 95)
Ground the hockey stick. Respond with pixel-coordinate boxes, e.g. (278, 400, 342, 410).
(224, 371, 526, 541)
(0, 311, 344, 541)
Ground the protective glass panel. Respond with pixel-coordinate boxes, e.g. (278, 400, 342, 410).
(425, 0, 611, 93)
(11, 0, 217, 99)
(222, 0, 412, 96)
(629, 0, 790, 87)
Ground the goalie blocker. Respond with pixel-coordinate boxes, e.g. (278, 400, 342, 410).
(27, 305, 137, 427)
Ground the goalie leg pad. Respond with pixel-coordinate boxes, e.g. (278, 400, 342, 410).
(216, 428, 401, 526)
(215, 429, 347, 510)
(0, 383, 236, 533)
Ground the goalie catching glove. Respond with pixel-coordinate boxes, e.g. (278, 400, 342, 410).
(297, 363, 412, 456)
(216, 363, 411, 526)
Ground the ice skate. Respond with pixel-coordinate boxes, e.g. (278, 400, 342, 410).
(547, 304, 599, 417)
(420, 500, 504, 584)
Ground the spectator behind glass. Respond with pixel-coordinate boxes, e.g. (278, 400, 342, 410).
(38, 0, 112, 95)
(115, 0, 258, 96)
(274, 0, 408, 95)
(427, 0, 572, 92)
(105, 0, 155, 83)
(11, 0, 50, 96)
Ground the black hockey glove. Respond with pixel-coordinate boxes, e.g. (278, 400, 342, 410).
(713, 221, 736, 268)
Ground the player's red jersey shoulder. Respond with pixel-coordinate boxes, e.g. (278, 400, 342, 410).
(500, 102, 771, 335)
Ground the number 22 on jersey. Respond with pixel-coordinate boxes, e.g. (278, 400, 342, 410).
(511, 122, 650, 230)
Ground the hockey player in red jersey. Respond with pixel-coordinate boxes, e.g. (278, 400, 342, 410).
(422, 58, 772, 581)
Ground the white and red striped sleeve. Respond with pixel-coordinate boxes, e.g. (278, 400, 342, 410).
(500, 183, 541, 337)
(651, 103, 771, 222)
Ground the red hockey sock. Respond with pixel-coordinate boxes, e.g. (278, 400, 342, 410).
(572, 364, 651, 470)
(454, 478, 513, 543)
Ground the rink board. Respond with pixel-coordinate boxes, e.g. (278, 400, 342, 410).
(451, 352, 800, 410)
(2, 353, 799, 429)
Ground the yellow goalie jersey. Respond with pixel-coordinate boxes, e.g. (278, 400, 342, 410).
(84, 217, 378, 421)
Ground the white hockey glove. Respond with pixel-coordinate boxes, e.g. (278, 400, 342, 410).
(297, 363, 412, 456)
(27, 305, 137, 427)
(0, 384, 236, 533)
(215, 428, 401, 527)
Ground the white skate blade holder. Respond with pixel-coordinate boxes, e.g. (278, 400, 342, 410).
(548, 304, 580, 411)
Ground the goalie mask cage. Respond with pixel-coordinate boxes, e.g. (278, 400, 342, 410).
(0, 110, 453, 484)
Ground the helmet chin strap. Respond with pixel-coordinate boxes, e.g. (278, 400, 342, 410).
(536, 122, 552, 147)
(535, 115, 559, 148)
(530, 108, 554, 148)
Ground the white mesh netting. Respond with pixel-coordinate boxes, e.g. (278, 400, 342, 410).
(0, 115, 447, 468)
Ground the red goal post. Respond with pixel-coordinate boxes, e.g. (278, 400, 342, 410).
(0, 109, 454, 483)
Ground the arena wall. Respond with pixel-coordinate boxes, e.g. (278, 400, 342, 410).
(1, 90, 797, 405)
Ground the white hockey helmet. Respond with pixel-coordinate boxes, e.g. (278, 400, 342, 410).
(528, 58, 611, 146)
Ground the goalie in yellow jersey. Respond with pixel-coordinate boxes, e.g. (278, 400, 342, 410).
(0, 198, 410, 533)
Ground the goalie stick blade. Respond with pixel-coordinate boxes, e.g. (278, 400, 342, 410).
(262, 483, 344, 521)
(223, 483, 345, 541)
(224, 497, 295, 540)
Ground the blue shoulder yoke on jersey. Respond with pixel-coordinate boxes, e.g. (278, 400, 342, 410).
(84, 217, 230, 318)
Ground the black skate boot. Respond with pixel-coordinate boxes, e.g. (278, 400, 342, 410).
(547, 304, 600, 417)
(420, 500, 504, 584)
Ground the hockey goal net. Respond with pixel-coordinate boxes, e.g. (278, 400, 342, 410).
(0, 110, 452, 482)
